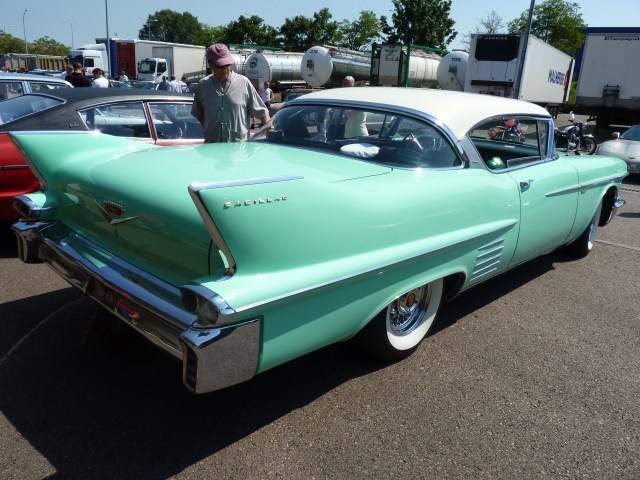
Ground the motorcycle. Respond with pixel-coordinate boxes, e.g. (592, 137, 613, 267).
(555, 112, 597, 155)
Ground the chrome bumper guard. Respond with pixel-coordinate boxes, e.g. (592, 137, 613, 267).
(12, 221, 260, 394)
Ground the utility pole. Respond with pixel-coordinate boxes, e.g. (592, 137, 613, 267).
(513, 0, 535, 99)
(63, 19, 74, 48)
(22, 9, 29, 54)
(105, 0, 110, 76)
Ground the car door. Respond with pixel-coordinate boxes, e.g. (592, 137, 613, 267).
(147, 102, 204, 146)
(468, 116, 578, 267)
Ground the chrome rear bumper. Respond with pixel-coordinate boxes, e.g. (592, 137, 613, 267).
(12, 220, 260, 394)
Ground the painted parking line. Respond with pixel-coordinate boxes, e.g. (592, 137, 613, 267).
(595, 239, 640, 252)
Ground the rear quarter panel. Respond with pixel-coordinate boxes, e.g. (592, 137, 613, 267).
(564, 153, 628, 242)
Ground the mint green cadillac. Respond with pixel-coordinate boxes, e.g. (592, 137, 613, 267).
(11, 88, 628, 393)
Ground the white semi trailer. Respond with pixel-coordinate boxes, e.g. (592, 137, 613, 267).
(465, 34, 574, 116)
(575, 27, 640, 127)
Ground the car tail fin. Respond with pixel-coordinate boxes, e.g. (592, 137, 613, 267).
(9, 132, 156, 189)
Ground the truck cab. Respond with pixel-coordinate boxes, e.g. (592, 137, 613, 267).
(138, 57, 169, 82)
(69, 44, 109, 77)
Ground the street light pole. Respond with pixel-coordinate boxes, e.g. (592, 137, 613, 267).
(513, 0, 535, 99)
(22, 9, 28, 54)
(105, 0, 110, 76)
(63, 19, 74, 48)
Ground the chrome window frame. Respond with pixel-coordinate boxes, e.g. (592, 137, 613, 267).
(0, 92, 66, 126)
(464, 114, 556, 174)
(275, 99, 470, 170)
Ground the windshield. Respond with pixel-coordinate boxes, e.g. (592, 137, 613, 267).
(69, 54, 83, 65)
(138, 60, 156, 74)
(251, 104, 460, 169)
(621, 125, 640, 141)
(0, 94, 63, 126)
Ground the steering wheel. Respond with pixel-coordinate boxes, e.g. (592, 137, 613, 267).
(402, 132, 424, 152)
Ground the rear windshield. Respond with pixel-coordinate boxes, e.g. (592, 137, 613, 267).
(621, 126, 640, 141)
(475, 35, 520, 61)
(0, 94, 63, 126)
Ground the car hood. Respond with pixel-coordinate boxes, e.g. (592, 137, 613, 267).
(597, 139, 640, 160)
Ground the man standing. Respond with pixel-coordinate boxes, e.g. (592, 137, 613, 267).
(66, 63, 92, 87)
(157, 76, 169, 91)
(259, 80, 273, 111)
(92, 68, 109, 88)
(191, 43, 269, 143)
(60, 64, 73, 80)
(168, 75, 182, 93)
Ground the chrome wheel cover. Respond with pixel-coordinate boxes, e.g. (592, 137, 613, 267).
(387, 285, 432, 336)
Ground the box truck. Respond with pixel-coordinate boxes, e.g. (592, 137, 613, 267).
(575, 27, 640, 127)
(130, 41, 205, 82)
(465, 34, 574, 116)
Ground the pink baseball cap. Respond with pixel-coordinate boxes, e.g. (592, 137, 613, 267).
(206, 43, 234, 67)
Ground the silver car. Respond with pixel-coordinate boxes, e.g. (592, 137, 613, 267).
(597, 125, 640, 174)
(0, 72, 72, 101)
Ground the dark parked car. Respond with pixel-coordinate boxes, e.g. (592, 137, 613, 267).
(0, 88, 203, 220)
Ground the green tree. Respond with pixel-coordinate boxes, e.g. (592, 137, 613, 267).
(507, 0, 586, 54)
(0, 32, 25, 54)
(338, 10, 381, 51)
(220, 15, 279, 46)
(192, 25, 227, 47)
(381, 0, 457, 49)
(29, 36, 69, 56)
(139, 10, 204, 44)
(280, 8, 341, 51)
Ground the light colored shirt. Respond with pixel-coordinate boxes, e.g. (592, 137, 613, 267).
(191, 72, 268, 143)
(260, 87, 273, 103)
(119, 74, 129, 82)
(92, 77, 109, 88)
(344, 111, 368, 138)
(168, 80, 182, 93)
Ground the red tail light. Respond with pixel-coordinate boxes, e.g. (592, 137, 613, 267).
(0, 133, 42, 220)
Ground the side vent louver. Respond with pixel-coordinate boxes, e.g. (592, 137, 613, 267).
(469, 238, 505, 283)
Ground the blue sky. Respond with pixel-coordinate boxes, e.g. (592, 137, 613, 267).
(3, 0, 639, 51)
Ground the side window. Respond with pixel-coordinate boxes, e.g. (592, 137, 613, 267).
(84, 58, 94, 68)
(149, 103, 204, 139)
(0, 81, 25, 100)
(260, 105, 460, 169)
(28, 82, 70, 92)
(158, 62, 167, 74)
(79, 102, 151, 138)
(468, 117, 548, 170)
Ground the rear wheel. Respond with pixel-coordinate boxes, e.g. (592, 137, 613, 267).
(360, 278, 443, 360)
(577, 137, 597, 155)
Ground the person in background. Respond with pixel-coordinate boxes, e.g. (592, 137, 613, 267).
(340, 75, 368, 138)
(191, 43, 269, 143)
(157, 76, 169, 91)
(180, 75, 188, 91)
(168, 75, 182, 93)
(67, 63, 92, 87)
(60, 64, 73, 80)
(119, 70, 129, 82)
(259, 80, 273, 112)
(92, 68, 109, 88)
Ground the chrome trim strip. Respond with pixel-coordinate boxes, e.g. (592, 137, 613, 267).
(188, 175, 305, 277)
(233, 218, 519, 313)
(190, 175, 304, 191)
(469, 266, 499, 282)
(545, 184, 582, 197)
(580, 173, 627, 189)
(0, 164, 30, 170)
(9, 130, 92, 135)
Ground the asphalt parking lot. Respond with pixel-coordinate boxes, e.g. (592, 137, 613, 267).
(1, 178, 639, 479)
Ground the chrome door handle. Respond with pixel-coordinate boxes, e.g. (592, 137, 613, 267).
(519, 179, 535, 190)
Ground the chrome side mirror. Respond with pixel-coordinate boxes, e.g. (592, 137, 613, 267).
(612, 131, 620, 139)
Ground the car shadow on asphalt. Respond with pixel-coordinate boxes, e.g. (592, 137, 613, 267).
(0, 251, 563, 479)
(0, 223, 17, 258)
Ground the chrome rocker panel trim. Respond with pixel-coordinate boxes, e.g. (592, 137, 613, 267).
(11, 220, 260, 394)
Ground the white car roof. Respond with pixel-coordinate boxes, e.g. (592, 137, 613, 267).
(0, 72, 69, 83)
(296, 87, 551, 139)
